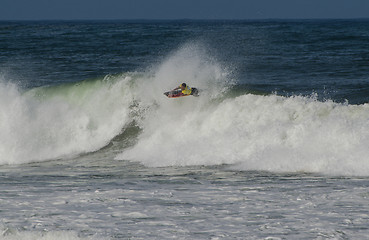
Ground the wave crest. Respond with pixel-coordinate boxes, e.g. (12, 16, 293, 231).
(118, 93, 369, 176)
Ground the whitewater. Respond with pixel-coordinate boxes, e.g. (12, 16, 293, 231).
(1, 45, 369, 176)
(2, 20, 369, 240)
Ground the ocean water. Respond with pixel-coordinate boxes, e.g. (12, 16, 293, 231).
(1, 19, 369, 239)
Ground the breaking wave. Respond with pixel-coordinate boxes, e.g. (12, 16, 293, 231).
(1, 43, 369, 176)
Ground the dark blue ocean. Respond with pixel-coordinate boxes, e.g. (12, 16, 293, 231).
(1, 20, 369, 239)
(2, 20, 369, 103)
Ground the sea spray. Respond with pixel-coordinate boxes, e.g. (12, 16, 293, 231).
(0, 41, 230, 166)
(116, 44, 369, 176)
(142, 42, 234, 99)
(118, 93, 369, 176)
(2, 42, 369, 176)
(0, 76, 132, 165)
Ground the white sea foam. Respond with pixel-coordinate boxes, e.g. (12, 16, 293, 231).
(2, 43, 369, 176)
(0, 76, 131, 165)
(118, 92, 369, 176)
(117, 44, 369, 176)
(0, 227, 103, 240)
